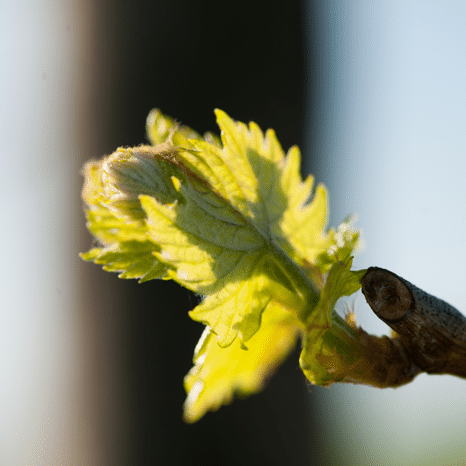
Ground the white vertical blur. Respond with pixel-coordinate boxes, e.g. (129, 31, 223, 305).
(305, 1, 466, 465)
(0, 1, 88, 463)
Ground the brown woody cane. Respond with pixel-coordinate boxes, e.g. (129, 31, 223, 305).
(361, 267, 466, 379)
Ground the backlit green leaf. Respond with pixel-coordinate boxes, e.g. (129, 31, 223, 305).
(81, 108, 363, 421)
(183, 303, 301, 423)
(299, 255, 366, 385)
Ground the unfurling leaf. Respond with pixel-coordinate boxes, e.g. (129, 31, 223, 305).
(81, 108, 362, 421)
(299, 255, 366, 385)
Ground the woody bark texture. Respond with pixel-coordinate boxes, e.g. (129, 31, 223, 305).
(361, 267, 466, 379)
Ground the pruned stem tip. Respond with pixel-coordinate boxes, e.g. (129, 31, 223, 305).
(361, 267, 466, 379)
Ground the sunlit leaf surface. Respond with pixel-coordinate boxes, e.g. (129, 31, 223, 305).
(81, 109, 361, 421)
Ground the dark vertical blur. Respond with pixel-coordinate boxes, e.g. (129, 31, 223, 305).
(78, 1, 321, 464)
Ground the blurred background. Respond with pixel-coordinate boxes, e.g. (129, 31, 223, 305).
(1, 1, 466, 465)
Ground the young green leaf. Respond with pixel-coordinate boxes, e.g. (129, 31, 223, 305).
(146, 108, 221, 148)
(183, 303, 301, 423)
(82, 110, 339, 346)
(81, 158, 168, 282)
(81, 108, 363, 421)
(299, 255, 367, 385)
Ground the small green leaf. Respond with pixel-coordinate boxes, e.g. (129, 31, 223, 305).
(183, 303, 301, 423)
(139, 180, 309, 346)
(81, 158, 167, 280)
(81, 240, 166, 282)
(180, 110, 334, 269)
(299, 255, 367, 385)
(310, 255, 365, 326)
(146, 108, 221, 148)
